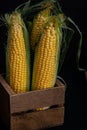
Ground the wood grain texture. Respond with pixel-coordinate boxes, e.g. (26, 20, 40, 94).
(0, 75, 15, 95)
(0, 75, 65, 130)
(10, 85, 65, 114)
(11, 107, 64, 130)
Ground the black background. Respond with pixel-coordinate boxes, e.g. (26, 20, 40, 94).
(0, 0, 87, 130)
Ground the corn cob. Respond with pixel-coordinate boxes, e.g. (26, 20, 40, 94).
(30, 8, 50, 51)
(5, 11, 30, 93)
(31, 16, 62, 90)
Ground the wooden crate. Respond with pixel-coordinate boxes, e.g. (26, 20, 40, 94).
(0, 75, 65, 130)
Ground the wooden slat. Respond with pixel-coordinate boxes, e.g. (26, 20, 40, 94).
(11, 107, 64, 130)
(10, 85, 65, 114)
(0, 75, 15, 95)
(0, 75, 65, 130)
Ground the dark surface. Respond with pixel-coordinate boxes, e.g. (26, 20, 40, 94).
(0, 0, 87, 130)
(58, 1, 87, 129)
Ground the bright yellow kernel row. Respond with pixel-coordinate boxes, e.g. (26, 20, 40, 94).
(32, 22, 57, 90)
(7, 17, 27, 93)
(30, 8, 50, 50)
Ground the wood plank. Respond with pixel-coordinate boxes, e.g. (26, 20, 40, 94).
(10, 85, 65, 114)
(11, 107, 64, 130)
(0, 75, 15, 95)
(0, 75, 65, 130)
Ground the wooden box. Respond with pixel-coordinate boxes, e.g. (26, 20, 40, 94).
(0, 75, 65, 130)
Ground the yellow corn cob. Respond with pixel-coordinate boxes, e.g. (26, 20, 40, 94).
(31, 16, 62, 90)
(30, 8, 50, 51)
(6, 12, 30, 93)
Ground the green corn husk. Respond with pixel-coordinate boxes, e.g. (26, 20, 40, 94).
(15, 0, 56, 19)
(52, 1, 84, 73)
(22, 16, 31, 91)
(0, 0, 85, 94)
(14, 0, 84, 76)
(67, 17, 84, 71)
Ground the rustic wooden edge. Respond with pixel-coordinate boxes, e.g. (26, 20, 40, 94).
(0, 75, 65, 114)
(10, 85, 65, 114)
(0, 75, 15, 95)
(0, 75, 65, 95)
(10, 107, 64, 130)
(0, 74, 65, 130)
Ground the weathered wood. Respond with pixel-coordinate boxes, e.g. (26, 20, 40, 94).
(0, 75, 65, 130)
(11, 107, 64, 130)
(0, 75, 15, 95)
(10, 85, 65, 114)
